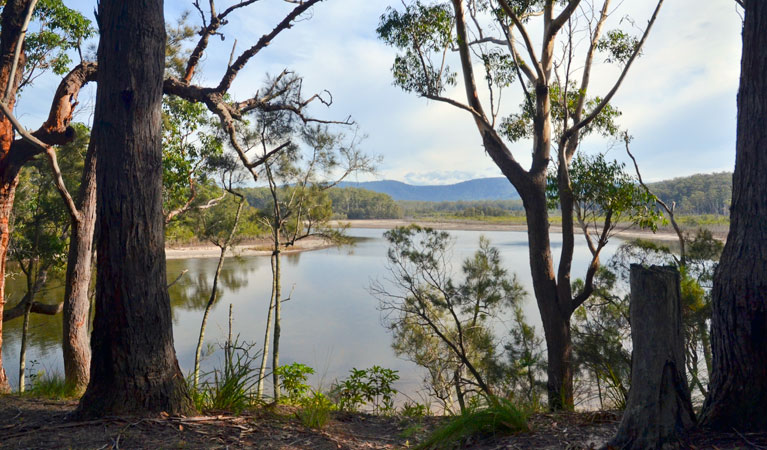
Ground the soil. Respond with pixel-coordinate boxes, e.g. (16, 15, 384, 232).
(2, 397, 765, 449)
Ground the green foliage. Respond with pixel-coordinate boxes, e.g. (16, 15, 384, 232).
(547, 153, 663, 231)
(504, 306, 546, 408)
(648, 172, 732, 215)
(326, 187, 403, 219)
(275, 362, 315, 404)
(193, 338, 261, 414)
(415, 398, 528, 450)
(400, 401, 430, 418)
(500, 82, 622, 144)
(596, 29, 641, 65)
(298, 390, 336, 429)
(375, 226, 529, 412)
(20, 0, 94, 88)
(25, 370, 76, 399)
(377, 1, 456, 96)
(334, 366, 399, 414)
(162, 95, 224, 218)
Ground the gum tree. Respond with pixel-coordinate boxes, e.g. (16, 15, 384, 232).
(378, 0, 664, 408)
(700, 0, 767, 431)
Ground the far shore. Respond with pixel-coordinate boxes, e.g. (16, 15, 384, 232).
(165, 218, 713, 259)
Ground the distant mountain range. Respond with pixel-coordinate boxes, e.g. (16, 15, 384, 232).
(339, 178, 520, 202)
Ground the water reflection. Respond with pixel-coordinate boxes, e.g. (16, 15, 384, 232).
(1, 228, 622, 398)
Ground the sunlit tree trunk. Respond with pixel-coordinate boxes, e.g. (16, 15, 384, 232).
(272, 248, 282, 402)
(62, 141, 96, 394)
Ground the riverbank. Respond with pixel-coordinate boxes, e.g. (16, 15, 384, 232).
(165, 236, 335, 259)
(164, 219, 722, 260)
(333, 219, 709, 242)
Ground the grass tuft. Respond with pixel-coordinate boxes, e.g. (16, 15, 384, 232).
(415, 398, 529, 449)
(297, 391, 335, 429)
(25, 371, 78, 399)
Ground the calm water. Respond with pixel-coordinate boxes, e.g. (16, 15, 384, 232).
(1, 228, 621, 398)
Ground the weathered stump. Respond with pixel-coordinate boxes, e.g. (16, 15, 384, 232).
(609, 265, 695, 449)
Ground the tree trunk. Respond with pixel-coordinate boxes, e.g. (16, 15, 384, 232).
(0, 0, 32, 394)
(62, 140, 96, 394)
(18, 299, 32, 392)
(193, 246, 227, 388)
(700, 0, 767, 431)
(256, 252, 277, 400)
(610, 265, 695, 449)
(521, 180, 574, 410)
(0, 174, 20, 392)
(76, 0, 191, 417)
(272, 249, 282, 401)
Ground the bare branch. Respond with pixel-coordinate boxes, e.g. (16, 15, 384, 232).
(216, 0, 323, 92)
(44, 147, 80, 222)
(566, 0, 665, 138)
(497, 0, 545, 80)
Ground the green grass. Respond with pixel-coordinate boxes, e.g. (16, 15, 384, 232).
(25, 371, 78, 399)
(297, 391, 335, 429)
(415, 398, 529, 450)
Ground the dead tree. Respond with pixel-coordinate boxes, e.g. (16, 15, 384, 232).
(610, 265, 695, 449)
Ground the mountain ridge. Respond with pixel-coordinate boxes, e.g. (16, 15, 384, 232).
(338, 177, 519, 202)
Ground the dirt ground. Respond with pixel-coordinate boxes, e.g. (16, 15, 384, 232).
(2, 396, 766, 449)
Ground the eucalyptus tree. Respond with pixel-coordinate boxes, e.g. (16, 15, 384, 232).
(700, 0, 767, 430)
(0, 0, 95, 392)
(377, 0, 664, 408)
(248, 102, 373, 401)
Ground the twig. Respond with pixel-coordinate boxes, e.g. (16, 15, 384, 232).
(733, 428, 767, 450)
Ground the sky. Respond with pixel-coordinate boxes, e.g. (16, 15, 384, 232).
(16, 0, 745, 185)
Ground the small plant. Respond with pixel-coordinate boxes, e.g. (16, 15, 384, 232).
(195, 337, 261, 414)
(400, 401, 429, 418)
(275, 362, 315, 404)
(415, 398, 529, 450)
(26, 370, 76, 399)
(335, 366, 399, 414)
(298, 390, 335, 429)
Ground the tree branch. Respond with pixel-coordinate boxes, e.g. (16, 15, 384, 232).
(565, 0, 664, 138)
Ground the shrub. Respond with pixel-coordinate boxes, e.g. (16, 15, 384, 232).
(335, 366, 399, 414)
(275, 362, 315, 404)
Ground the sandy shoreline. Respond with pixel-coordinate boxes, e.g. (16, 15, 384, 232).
(165, 236, 335, 259)
(165, 219, 696, 259)
(335, 219, 691, 242)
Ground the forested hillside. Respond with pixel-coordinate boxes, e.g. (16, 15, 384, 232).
(648, 172, 731, 215)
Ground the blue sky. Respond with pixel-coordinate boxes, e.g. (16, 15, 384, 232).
(16, 0, 744, 185)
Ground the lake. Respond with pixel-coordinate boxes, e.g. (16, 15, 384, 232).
(1, 227, 621, 400)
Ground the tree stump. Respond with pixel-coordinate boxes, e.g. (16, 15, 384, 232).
(609, 265, 695, 449)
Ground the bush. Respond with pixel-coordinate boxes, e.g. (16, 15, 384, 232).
(275, 362, 315, 404)
(335, 366, 399, 414)
(415, 398, 529, 450)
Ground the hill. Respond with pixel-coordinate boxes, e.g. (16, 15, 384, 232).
(648, 172, 732, 215)
(338, 178, 519, 202)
